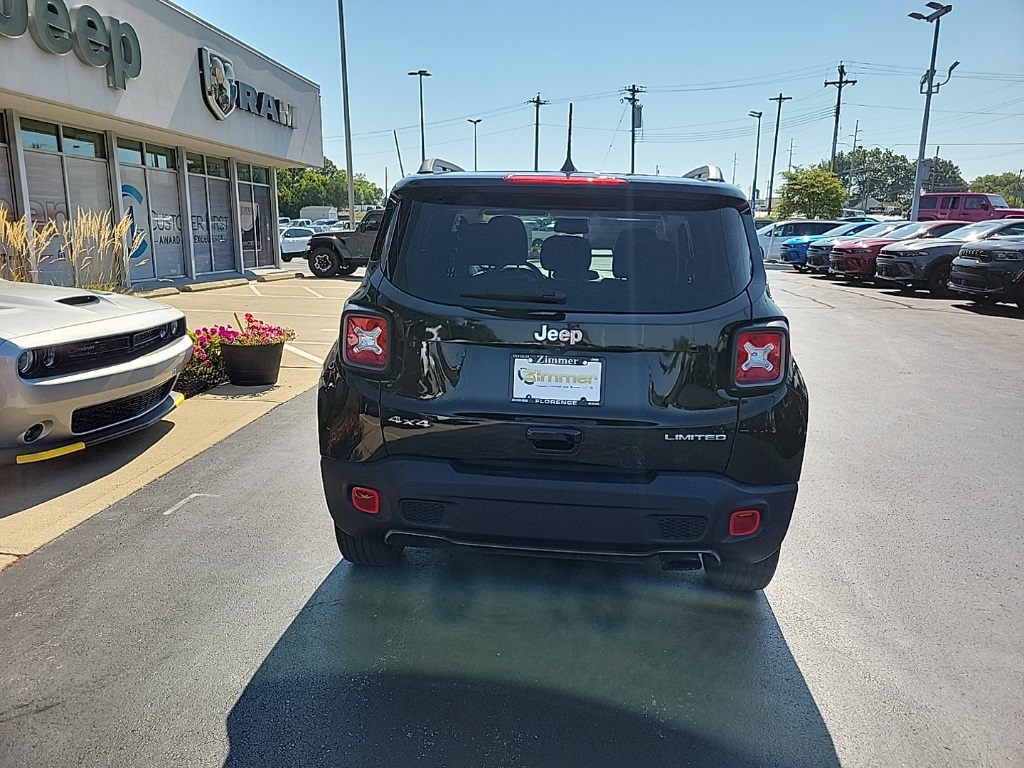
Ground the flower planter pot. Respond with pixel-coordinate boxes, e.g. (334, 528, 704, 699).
(220, 342, 285, 386)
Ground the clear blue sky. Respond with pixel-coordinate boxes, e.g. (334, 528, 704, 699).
(176, 0, 1024, 195)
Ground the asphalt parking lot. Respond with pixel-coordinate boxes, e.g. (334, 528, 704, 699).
(0, 268, 1022, 766)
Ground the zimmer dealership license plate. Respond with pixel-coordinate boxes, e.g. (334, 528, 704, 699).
(511, 355, 603, 406)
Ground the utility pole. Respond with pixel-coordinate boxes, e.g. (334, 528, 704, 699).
(526, 93, 549, 171)
(909, 2, 956, 221)
(732, 153, 738, 185)
(825, 62, 857, 173)
(766, 92, 792, 215)
(621, 84, 646, 174)
(393, 129, 405, 177)
(787, 139, 794, 173)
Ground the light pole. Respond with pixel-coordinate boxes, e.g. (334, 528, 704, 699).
(749, 111, 763, 211)
(908, 2, 954, 221)
(468, 118, 482, 171)
(336, 0, 355, 227)
(407, 69, 431, 163)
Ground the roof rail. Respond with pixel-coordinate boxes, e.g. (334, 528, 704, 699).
(682, 165, 725, 182)
(417, 158, 466, 175)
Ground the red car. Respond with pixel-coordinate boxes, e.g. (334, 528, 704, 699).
(829, 220, 969, 279)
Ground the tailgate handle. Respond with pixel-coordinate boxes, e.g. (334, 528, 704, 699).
(526, 427, 582, 452)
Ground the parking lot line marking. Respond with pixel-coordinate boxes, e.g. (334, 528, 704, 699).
(162, 493, 220, 516)
(302, 286, 325, 298)
(248, 284, 263, 296)
(284, 344, 324, 365)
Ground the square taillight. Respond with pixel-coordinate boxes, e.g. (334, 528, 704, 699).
(343, 313, 389, 370)
(735, 329, 786, 388)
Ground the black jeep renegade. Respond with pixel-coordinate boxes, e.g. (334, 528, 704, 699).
(317, 162, 808, 591)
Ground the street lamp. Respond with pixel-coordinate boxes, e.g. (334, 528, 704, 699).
(407, 69, 431, 163)
(467, 118, 482, 171)
(749, 110, 763, 211)
(908, 2, 954, 221)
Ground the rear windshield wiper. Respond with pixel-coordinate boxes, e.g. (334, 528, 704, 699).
(459, 290, 567, 304)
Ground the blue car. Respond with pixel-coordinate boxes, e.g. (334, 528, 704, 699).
(779, 221, 880, 271)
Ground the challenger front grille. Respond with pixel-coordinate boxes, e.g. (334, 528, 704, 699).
(71, 379, 174, 434)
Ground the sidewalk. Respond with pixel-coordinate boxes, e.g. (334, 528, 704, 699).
(0, 275, 360, 571)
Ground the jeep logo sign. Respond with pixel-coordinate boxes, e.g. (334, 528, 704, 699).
(199, 47, 295, 129)
(0, 0, 142, 90)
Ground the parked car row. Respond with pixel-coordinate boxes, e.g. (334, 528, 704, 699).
(780, 217, 1024, 307)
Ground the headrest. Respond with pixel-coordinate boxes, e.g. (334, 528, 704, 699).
(540, 235, 592, 277)
(554, 218, 589, 235)
(613, 228, 658, 278)
(487, 215, 529, 265)
(455, 222, 501, 270)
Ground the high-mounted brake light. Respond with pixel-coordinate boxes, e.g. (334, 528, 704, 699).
(734, 329, 787, 388)
(503, 174, 629, 185)
(343, 313, 389, 370)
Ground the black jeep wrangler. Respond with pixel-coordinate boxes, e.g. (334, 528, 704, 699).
(317, 162, 808, 591)
(305, 209, 384, 278)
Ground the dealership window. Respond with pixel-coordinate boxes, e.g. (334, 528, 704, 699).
(117, 138, 186, 283)
(237, 163, 275, 268)
(0, 120, 17, 279)
(20, 119, 113, 286)
(187, 153, 236, 274)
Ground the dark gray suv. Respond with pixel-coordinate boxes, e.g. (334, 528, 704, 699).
(876, 219, 1024, 294)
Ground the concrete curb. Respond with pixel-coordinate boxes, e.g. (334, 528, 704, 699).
(255, 271, 298, 283)
(180, 278, 249, 293)
(134, 287, 181, 298)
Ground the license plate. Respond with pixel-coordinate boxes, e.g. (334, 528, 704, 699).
(511, 355, 603, 406)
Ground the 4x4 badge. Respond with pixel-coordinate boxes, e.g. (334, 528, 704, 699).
(534, 324, 583, 344)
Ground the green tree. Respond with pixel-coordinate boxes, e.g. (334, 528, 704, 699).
(775, 167, 847, 219)
(823, 148, 915, 207)
(969, 171, 1024, 207)
(275, 162, 385, 219)
(922, 157, 966, 193)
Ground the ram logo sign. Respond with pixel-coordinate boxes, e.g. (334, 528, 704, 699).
(198, 47, 295, 129)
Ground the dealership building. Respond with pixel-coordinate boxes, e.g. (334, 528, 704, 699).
(0, 0, 322, 288)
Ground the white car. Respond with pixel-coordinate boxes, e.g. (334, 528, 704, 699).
(0, 280, 192, 464)
(757, 219, 844, 261)
(279, 226, 316, 262)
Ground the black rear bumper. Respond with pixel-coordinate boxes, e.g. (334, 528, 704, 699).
(321, 456, 797, 566)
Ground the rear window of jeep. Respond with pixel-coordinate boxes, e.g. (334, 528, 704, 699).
(385, 191, 753, 313)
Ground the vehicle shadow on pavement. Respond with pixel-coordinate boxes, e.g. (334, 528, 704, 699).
(0, 421, 174, 518)
(223, 552, 840, 768)
(950, 301, 1024, 319)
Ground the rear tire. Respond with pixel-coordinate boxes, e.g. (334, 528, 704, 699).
(281, 254, 293, 262)
(337, 264, 357, 276)
(335, 526, 404, 567)
(705, 549, 780, 592)
(309, 247, 340, 278)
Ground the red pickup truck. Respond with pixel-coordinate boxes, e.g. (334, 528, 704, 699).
(917, 193, 1024, 222)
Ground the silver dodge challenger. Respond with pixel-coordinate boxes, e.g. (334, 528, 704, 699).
(0, 279, 192, 464)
